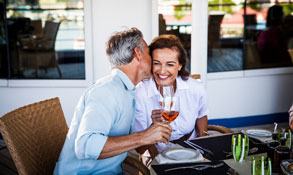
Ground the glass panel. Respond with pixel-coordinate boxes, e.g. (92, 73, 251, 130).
(158, 0, 192, 72)
(244, 0, 293, 69)
(208, 0, 293, 72)
(4, 0, 85, 79)
(0, 0, 9, 78)
(208, 0, 244, 73)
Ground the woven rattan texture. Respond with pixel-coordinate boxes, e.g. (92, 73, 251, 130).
(189, 74, 201, 80)
(0, 97, 68, 175)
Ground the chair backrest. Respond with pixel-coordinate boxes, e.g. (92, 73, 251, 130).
(30, 19, 43, 37)
(208, 14, 224, 41)
(244, 41, 261, 69)
(0, 97, 68, 175)
(42, 21, 61, 49)
(189, 74, 201, 80)
(244, 14, 257, 26)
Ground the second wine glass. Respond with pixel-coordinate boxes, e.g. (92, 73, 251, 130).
(159, 85, 179, 123)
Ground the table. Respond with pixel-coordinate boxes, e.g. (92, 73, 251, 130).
(150, 133, 269, 175)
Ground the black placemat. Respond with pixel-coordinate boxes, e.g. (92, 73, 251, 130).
(152, 160, 230, 175)
(179, 133, 268, 161)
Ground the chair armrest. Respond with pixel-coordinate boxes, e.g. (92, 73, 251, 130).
(208, 125, 234, 134)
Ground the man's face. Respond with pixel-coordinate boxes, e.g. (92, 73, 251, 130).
(140, 40, 152, 79)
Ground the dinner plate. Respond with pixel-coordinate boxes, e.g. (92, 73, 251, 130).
(246, 129, 272, 137)
(162, 148, 199, 161)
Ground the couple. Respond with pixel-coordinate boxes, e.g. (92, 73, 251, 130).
(54, 27, 208, 175)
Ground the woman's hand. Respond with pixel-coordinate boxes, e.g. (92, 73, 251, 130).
(151, 109, 163, 123)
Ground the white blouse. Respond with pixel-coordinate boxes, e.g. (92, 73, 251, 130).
(132, 76, 209, 151)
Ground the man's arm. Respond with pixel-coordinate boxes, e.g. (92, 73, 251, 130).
(195, 116, 208, 137)
(98, 122, 171, 159)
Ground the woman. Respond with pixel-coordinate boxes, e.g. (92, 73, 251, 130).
(132, 34, 208, 154)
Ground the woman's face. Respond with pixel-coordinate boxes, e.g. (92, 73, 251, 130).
(152, 48, 182, 86)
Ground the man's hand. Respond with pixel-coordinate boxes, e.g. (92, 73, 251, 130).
(151, 109, 163, 123)
(142, 122, 172, 145)
(289, 105, 293, 130)
(98, 122, 171, 159)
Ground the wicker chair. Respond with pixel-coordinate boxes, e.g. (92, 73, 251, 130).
(189, 74, 201, 80)
(207, 125, 234, 134)
(0, 97, 68, 175)
(123, 156, 150, 175)
(0, 97, 149, 175)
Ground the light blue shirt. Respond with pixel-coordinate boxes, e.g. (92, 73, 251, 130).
(54, 69, 136, 175)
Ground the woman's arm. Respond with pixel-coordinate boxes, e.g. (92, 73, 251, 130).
(195, 116, 208, 137)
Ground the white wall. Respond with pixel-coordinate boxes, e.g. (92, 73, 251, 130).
(0, 0, 292, 126)
(207, 71, 293, 119)
(91, 0, 153, 80)
(0, 87, 84, 126)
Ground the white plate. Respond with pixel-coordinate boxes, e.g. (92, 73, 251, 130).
(162, 148, 199, 161)
(246, 129, 272, 137)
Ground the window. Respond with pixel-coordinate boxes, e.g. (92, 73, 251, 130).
(158, 0, 192, 72)
(158, 0, 293, 73)
(0, 0, 85, 79)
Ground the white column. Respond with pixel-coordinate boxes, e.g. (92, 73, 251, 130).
(191, 0, 208, 86)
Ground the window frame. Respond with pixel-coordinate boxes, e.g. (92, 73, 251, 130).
(153, 0, 293, 84)
(0, 0, 93, 87)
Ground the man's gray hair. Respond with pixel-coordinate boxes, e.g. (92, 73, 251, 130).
(106, 27, 144, 66)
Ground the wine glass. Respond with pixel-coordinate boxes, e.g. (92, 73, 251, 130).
(158, 85, 180, 148)
(158, 85, 176, 121)
(161, 95, 179, 123)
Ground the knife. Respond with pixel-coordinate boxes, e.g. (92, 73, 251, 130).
(185, 140, 214, 156)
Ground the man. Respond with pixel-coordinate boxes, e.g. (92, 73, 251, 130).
(289, 105, 293, 130)
(54, 27, 172, 175)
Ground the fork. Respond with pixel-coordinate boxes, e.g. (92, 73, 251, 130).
(164, 162, 224, 172)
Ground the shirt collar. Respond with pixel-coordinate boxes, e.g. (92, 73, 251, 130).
(112, 68, 136, 91)
(147, 76, 189, 97)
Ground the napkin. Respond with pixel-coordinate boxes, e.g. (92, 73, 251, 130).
(155, 148, 204, 164)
